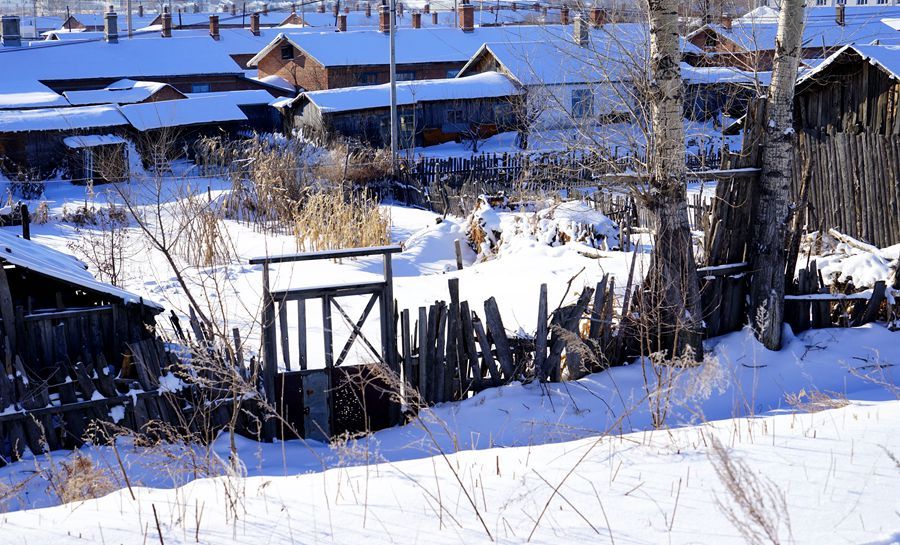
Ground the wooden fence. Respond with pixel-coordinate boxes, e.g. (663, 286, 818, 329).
(794, 130, 900, 248)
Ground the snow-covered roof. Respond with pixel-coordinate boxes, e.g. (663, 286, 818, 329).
(459, 24, 698, 87)
(119, 93, 251, 130)
(62, 134, 128, 148)
(0, 104, 128, 133)
(63, 12, 159, 29)
(797, 43, 900, 86)
(681, 63, 772, 86)
(690, 6, 900, 53)
(249, 74, 296, 91)
(64, 79, 180, 106)
(248, 25, 640, 68)
(0, 229, 161, 309)
(0, 80, 69, 110)
(298, 71, 519, 113)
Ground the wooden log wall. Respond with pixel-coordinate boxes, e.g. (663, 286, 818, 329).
(794, 129, 900, 248)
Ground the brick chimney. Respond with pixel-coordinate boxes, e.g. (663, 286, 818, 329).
(560, 5, 568, 25)
(138, 3, 144, 17)
(379, 4, 389, 32)
(250, 12, 260, 34)
(209, 14, 219, 39)
(721, 14, 731, 29)
(290, 3, 296, 13)
(1, 15, 21, 47)
(104, 6, 118, 43)
(573, 14, 588, 46)
(511, 2, 517, 11)
(231, 3, 237, 15)
(262, 3, 268, 15)
(836, 3, 845, 26)
(337, 13, 347, 30)
(532, 2, 539, 11)
(365, 2, 371, 16)
(344, 5, 350, 13)
(317, 2, 325, 13)
(423, 2, 429, 13)
(161, 6, 171, 37)
(589, 7, 606, 27)
(458, 0, 474, 32)
(431, 11, 438, 24)
(412, 10, 421, 27)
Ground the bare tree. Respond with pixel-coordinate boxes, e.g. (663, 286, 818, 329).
(748, 0, 805, 350)
(645, 0, 704, 357)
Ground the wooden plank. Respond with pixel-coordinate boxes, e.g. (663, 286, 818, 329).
(446, 279, 461, 401)
(459, 301, 481, 393)
(278, 300, 291, 371)
(856, 280, 886, 326)
(0, 266, 18, 355)
(533, 284, 548, 379)
(472, 315, 501, 385)
(433, 303, 448, 403)
(400, 308, 413, 404)
(418, 306, 429, 402)
(249, 245, 402, 265)
(483, 297, 514, 380)
(588, 275, 608, 340)
(296, 300, 307, 370)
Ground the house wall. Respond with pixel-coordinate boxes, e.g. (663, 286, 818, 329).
(527, 82, 633, 130)
(42, 74, 266, 94)
(256, 43, 464, 91)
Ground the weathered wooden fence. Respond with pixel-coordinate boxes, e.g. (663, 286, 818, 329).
(794, 129, 900, 248)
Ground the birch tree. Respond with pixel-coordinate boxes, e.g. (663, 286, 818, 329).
(645, 0, 704, 357)
(749, 0, 805, 350)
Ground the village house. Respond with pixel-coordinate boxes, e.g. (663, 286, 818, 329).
(289, 71, 522, 148)
(246, 6, 580, 92)
(791, 43, 900, 247)
(686, 5, 900, 70)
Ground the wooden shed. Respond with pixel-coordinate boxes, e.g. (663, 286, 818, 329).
(290, 72, 522, 148)
(792, 44, 900, 247)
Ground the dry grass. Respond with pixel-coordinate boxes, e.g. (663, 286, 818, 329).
(315, 142, 392, 185)
(46, 454, 117, 505)
(709, 436, 793, 545)
(292, 187, 390, 252)
(784, 389, 850, 413)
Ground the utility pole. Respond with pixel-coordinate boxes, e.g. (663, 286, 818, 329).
(126, 0, 132, 37)
(388, 0, 398, 178)
(31, 0, 36, 38)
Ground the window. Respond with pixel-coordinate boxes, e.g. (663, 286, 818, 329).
(856, 0, 868, 4)
(446, 69, 460, 78)
(397, 71, 416, 81)
(571, 89, 593, 118)
(446, 109, 465, 124)
(878, 0, 888, 4)
(280, 43, 294, 60)
(815, 0, 826, 5)
(357, 72, 379, 85)
(191, 83, 211, 93)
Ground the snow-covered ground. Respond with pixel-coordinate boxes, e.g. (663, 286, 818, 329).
(1, 174, 897, 543)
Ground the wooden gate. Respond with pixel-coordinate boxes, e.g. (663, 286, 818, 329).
(250, 246, 402, 441)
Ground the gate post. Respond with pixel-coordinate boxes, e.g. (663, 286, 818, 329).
(260, 261, 277, 441)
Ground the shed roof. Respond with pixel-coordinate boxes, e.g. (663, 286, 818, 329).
(62, 133, 128, 148)
(0, 104, 128, 133)
(797, 43, 900, 87)
(0, 229, 162, 309)
(64, 79, 182, 106)
(118, 90, 269, 130)
(298, 71, 519, 113)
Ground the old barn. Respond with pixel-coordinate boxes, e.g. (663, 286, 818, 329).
(793, 44, 900, 247)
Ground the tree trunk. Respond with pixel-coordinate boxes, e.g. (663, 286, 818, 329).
(749, 0, 805, 350)
(645, 0, 704, 358)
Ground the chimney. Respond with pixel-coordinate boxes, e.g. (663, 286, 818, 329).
(458, 0, 474, 31)
(344, 5, 350, 13)
(379, 4, 389, 32)
(541, 5, 547, 16)
(104, 5, 118, 43)
(337, 13, 347, 30)
(250, 12, 260, 34)
(138, 3, 143, 17)
(721, 14, 731, 30)
(161, 6, 171, 37)
(1, 15, 21, 47)
(317, 2, 325, 13)
(412, 10, 421, 27)
(560, 5, 568, 25)
(231, 3, 237, 15)
(589, 7, 606, 27)
(512, 2, 517, 10)
(574, 14, 588, 46)
(365, 2, 371, 16)
(432, 11, 438, 24)
(836, 3, 845, 26)
(397, 2, 404, 16)
(533, 2, 539, 11)
(423, 2, 429, 13)
(262, 3, 268, 14)
(209, 14, 219, 39)
(332, 2, 339, 16)
(290, 3, 296, 13)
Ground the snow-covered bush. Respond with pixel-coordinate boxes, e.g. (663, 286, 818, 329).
(466, 196, 620, 261)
